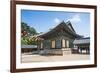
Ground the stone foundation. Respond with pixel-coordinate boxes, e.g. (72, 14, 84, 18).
(39, 48, 71, 55)
(62, 48, 71, 55)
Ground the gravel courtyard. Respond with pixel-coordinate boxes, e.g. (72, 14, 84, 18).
(21, 53, 90, 63)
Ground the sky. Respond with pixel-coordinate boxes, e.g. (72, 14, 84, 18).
(21, 10, 90, 37)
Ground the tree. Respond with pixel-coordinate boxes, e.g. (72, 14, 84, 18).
(21, 22, 28, 37)
(29, 27, 37, 35)
(21, 22, 27, 32)
(21, 22, 37, 37)
(21, 22, 38, 45)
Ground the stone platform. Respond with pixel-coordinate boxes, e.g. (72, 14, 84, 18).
(39, 48, 71, 55)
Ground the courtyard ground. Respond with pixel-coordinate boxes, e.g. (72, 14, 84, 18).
(21, 53, 90, 63)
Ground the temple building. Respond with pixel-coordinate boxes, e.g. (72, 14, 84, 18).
(37, 21, 85, 55)
(21, 21, 90, 55)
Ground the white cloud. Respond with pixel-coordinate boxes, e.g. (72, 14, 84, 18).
(50, 18, 61, 28)
(54, 18, 61, 24)
(67, 14, 81, 23)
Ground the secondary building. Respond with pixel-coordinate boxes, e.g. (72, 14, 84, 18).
(73, 37, 90, 54)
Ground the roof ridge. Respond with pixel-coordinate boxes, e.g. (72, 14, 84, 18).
(66, 21, 76, 33)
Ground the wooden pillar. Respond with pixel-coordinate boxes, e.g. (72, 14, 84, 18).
(79, 46, 82, 54)
(88, 46, 90, 54)
(66, 40, 69, 48)
(40, 42, 43, 49)
(37, 39, 40, 52)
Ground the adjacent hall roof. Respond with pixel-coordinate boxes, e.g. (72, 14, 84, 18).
(73, 37, 90, 44)
(21, 45, 37, 48)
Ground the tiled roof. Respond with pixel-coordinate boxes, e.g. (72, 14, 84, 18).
(39, 21, 81, 38)
(73, 38, 90, 44)
(21, 45, 37, 48)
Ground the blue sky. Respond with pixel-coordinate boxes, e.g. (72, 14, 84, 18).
(21, 10, 90, 37)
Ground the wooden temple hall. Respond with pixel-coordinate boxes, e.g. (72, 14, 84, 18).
(37, 21, 90, 55)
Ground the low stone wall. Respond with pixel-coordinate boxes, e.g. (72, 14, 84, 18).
(21, 48, 37, 53)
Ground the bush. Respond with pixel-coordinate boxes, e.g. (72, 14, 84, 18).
(21, 37, 37, 45)
(21, 39, 28, 45)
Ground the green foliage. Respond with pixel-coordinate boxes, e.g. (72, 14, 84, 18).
(21, 38, 28, 45)
(21, 22, 37, 36)
(29, 27, 37, 35)
(21, 22, 38, 45)
(21, 37, 37, 45)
